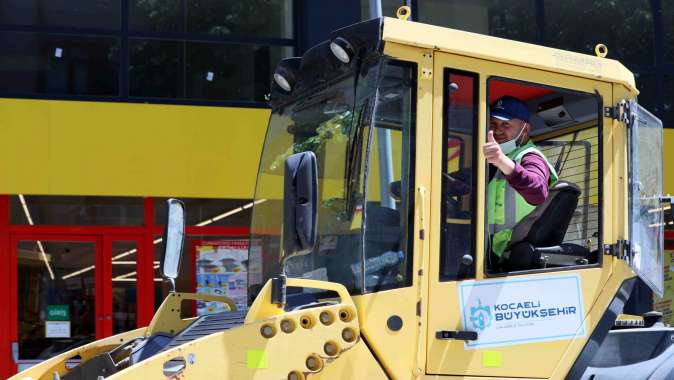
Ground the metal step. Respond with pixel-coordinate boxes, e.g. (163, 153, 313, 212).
(163, 310, 247, 351)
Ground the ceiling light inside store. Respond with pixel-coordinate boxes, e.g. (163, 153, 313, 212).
(62, 265, 95, 280)
(60, 199, 265, 280)
(113, 264, 160, 281)
(111, 261, 160, 265)
(18, 195, 55, 280)
(195, 199, 266, 226)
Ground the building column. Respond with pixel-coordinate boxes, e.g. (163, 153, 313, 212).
(0, 195, 16, 377)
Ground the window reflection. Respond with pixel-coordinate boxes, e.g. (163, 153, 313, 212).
(129, 0, 183, 32)
(17, 241, 96, 360)
(185, 43, 288, 102)
(0, 32, 119, 96)
(129, 0, 293, 38)
(112, 242, 139, 334)
(130, 39, 183, 98)
(187, 0, 293, 38)
(130, 40, 292, 102)
(0, 0, 120, 29)
(9, 196, 144, 226)
(154, 198, 253, 227)
(544, 0, 652, 65)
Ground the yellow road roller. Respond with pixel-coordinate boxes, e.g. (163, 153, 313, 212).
(13, 9, 673, 380)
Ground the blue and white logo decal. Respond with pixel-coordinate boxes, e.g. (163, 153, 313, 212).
(459, 274, 585, 349)
(469, 299, 492, 331)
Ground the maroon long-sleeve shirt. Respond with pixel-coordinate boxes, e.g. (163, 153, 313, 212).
(502, 153, 551, 205)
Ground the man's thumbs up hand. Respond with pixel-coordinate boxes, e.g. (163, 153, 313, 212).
(483, 129, 515, 175)
(483, 130, 502, 164)
(487, 130, 496, 143)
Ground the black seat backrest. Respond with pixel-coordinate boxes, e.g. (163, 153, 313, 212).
(508, 181, 581, 249)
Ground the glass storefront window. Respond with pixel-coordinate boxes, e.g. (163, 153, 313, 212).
(662, 75, 674, 127)
(153, 198, 253, 227)
(544, 0, 653, 66)
(0, 0, 295, 103)
(0, 0, 121, 30)
(360, 0, 405, 19)
(130, 40, 292, 102)
(660, 0, 674, 64)
(0, 32, 119, 96)
(10, 196, 144, 226)
(129, 0, 183, 33)
(154, 235, 248, 313)
(111, 241, 139, 334)
(185, 42, 290, 102)
(485, 0, 538, 43)
(129, 39, 183, 98)
(633, 72, 674, 128)
(418, 0, 491, 36)
(130, 0, 293, 38)
(17, 241, 96, 360)
(635, 71, 660, 115)
(187, 0, 293, 38)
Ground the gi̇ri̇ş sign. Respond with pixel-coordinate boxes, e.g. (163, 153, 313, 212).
(45, 305, 71, 338)
(458, 274, 585, 349)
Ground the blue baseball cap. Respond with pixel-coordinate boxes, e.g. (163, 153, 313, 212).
(490, 96, 530, 123)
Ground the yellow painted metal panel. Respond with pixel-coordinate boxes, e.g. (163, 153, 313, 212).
(0, 98, 269, 199)
(664, 129, 674, 196)
(382, 17, 636, 93)
(314, 340, 388, 379)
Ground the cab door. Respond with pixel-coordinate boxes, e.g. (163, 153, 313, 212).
(426, 51, 615, 378)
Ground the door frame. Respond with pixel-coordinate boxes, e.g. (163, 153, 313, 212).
(104, 234, 149, 336)
(10, 233, 103, 370)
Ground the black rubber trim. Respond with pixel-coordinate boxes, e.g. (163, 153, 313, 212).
(565, 277, 636, 380)
(162, 310, 247, 351)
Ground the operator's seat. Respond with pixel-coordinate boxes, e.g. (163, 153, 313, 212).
(500, 181, 591, 271)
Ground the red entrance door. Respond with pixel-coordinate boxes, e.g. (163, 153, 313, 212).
(9, 234, 149, 372)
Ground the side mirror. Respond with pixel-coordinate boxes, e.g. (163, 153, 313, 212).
(283, 151, 318, 258)
(161, 198, 185, 292)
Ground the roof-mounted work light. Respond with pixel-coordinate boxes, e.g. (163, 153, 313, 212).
(272, 57, 301, 93)
(330, 37, 355, 64)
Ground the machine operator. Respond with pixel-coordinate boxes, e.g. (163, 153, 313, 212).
(483, 96, 558, 265)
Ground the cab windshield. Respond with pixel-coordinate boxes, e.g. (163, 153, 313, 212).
(248, 57, 417, 299)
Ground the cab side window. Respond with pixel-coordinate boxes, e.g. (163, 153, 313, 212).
(538, 129, 600, 252)
(440, 70, 478, 281)
(485, 78, 601, 274)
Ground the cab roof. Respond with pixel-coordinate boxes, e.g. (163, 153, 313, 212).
(382, 17, 637, 94)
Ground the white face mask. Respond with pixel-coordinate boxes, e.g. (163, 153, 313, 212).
(499, 124, 526, 155)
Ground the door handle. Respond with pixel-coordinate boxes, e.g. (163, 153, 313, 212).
(436, 330, 478, 341)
